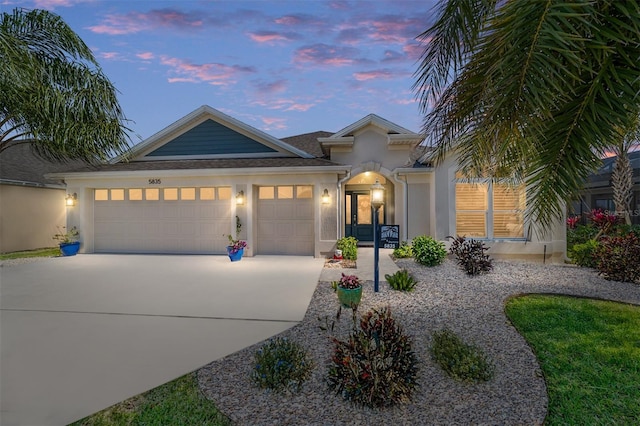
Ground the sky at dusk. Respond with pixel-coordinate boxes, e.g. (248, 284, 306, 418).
(4, 0, 440, 145)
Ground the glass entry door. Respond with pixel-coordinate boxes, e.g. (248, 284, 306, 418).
(345, 191, 384, 242)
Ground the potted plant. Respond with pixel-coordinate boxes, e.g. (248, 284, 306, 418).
(334, 273, 363, 308)
(226, 216, 247, 262)
(53, 226, 80, 256)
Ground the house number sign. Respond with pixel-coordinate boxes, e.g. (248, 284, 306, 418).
(148, 179, 162, 184)
(379, 225, 400, 249)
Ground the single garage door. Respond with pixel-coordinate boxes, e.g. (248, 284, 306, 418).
(257, 185, 314, 255)
(94, 187, 232, 254)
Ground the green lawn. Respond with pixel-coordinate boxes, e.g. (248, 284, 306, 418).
(0, 247, 60, 260)
(70, 373, 230, 426)
(505, 295, 640, 425)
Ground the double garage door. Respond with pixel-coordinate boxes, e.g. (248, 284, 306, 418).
(93, 185, 314, 255)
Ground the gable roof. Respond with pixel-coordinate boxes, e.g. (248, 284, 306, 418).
(116, 105, 314, 163)
(281, 131, 332, 158)
(0, 142, 86, 188)
(317, 114, 425, 149)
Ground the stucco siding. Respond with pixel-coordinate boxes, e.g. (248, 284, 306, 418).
(0, 185, 65, 253)
(407, 182, 430, 239)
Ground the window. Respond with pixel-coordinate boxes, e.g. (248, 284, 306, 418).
(145, 188, 159, 201)
(278, 186, 293, 199)
(110, 189, 124, 201)
(95, 189, 108, 201)
(163, 188, 178, 200)
(455, 179, 525, 239)
(296, 186, 313, 199)
(180, 187, 196, 200)
(259, 186, 274, 199)
(129, 189, 143, 201)
(200, 188, 215, 200)
(218, 187, 231, 200)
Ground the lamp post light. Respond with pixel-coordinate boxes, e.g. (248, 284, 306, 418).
(370, 179, 385, 292)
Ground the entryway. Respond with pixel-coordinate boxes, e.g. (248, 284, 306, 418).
(344, 172, 390, 242)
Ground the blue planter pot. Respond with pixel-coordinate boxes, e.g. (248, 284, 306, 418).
(59, 242, 80, 256)
(227, 247, 244, 262)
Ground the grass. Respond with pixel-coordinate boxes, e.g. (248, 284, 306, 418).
(505, 295, 640, 425)
(70, 372, 231, 426)
(0, 247, 60, 260)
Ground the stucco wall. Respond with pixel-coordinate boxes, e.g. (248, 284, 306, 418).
(0, 184, 65, 253)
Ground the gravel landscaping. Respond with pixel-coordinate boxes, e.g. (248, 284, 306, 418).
(200, 257, 640, 425)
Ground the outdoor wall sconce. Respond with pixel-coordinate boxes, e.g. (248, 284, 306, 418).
(236, 190, 245, 205)
(65, 193, 77, 207)
(321, 188, 331, 204)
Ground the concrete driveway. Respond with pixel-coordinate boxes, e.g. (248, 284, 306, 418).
(0, 254, 324, 426)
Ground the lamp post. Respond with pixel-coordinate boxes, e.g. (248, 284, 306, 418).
(370, 179, 385, 292)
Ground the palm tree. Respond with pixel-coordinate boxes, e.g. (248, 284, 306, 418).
(0, 8, 132, 162)
(611, 117, 640, 225)
(413, 0, 640, 233)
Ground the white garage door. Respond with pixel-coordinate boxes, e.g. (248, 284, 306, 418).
(94, 187, 232, 254)
(257, 185, 314, 255)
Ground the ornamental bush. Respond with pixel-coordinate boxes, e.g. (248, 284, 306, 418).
(328, 307, 419, 408)
(392, 241, 413, 258)
(430, 329, 494, 383)
(593, 233, 640, 283)
(385, 269, 418, 292)
(568, 239, 599, 268)
(448, 235, 492, 275)
(411, 235, 447, 267)
(251, 337, 314, 393)
(337, 236, 358, 260)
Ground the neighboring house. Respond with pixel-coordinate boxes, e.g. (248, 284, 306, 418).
(0, 143, 80, 253)
(571, 151, 640, 224)
(50, 105, 565, 261)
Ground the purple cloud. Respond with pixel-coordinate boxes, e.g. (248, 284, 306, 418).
(247, 30, 301, 43)
(294, 43, 365, 67)
(353, 69, 399, 81)
(88, 8, 205, 35)
(160, 56, 255, 85)
(251, 79, 288, 94)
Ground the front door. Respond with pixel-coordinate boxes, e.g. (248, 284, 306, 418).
(345, 191, 384, 242)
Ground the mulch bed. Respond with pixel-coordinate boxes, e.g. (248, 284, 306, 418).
(323, 258, 356, 269)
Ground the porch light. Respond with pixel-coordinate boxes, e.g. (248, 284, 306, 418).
(370, 179, 385, 209)
(236, 190, 245, 205)
(370, 179, 385, 293)
(65, 193, 77, 207)
(321, 188, 331, 204)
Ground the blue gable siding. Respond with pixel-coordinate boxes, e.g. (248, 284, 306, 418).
(147, 119, 277, 157)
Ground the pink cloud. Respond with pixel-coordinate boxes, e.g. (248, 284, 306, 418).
(274, 14, 321, 27)
(88, 9, 204, 35)
(353, 69, 397, 81)
(99, 51, 123, 61)
(403, 42, 426, 61)
(294, 43, 363, 67)
(136, 52, 155, 61)
(261, 116, 287, 131)
(247, 31, 299, 43)
(160, 56, 255, 86)
(285, 103, 314, 112)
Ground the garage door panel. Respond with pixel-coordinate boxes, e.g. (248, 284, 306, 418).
(94, 191, 231, 254)
(257, 187, 314, 256)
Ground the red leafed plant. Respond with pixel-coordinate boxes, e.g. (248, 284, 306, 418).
(589, 208, 619, 230)
(593, 233, 640, 283)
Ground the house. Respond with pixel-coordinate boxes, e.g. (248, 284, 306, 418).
(0, 143, 83, 253)
(571, 151, 640, 224)
(50, 105, 566, 261)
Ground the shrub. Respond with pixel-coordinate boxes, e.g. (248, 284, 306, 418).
(593, 233, 640, 283)
(328, 307, 419, 408)
(251, 337, 314, 393)
(392, 241, 413, 258)
(567, 224, 598, 250)
(430, 329, 494, 383)
(337, 236, 358, 260)
(411, 235, 447, 267)
(385, 269, 418, 292)
(448, 236, 492, 275)
(568, 239, 599, 268)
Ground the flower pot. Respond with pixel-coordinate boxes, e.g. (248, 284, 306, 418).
(227, 246, 244, 262)
(337, 286, 362, 308)
(59, 242, 80, 256)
